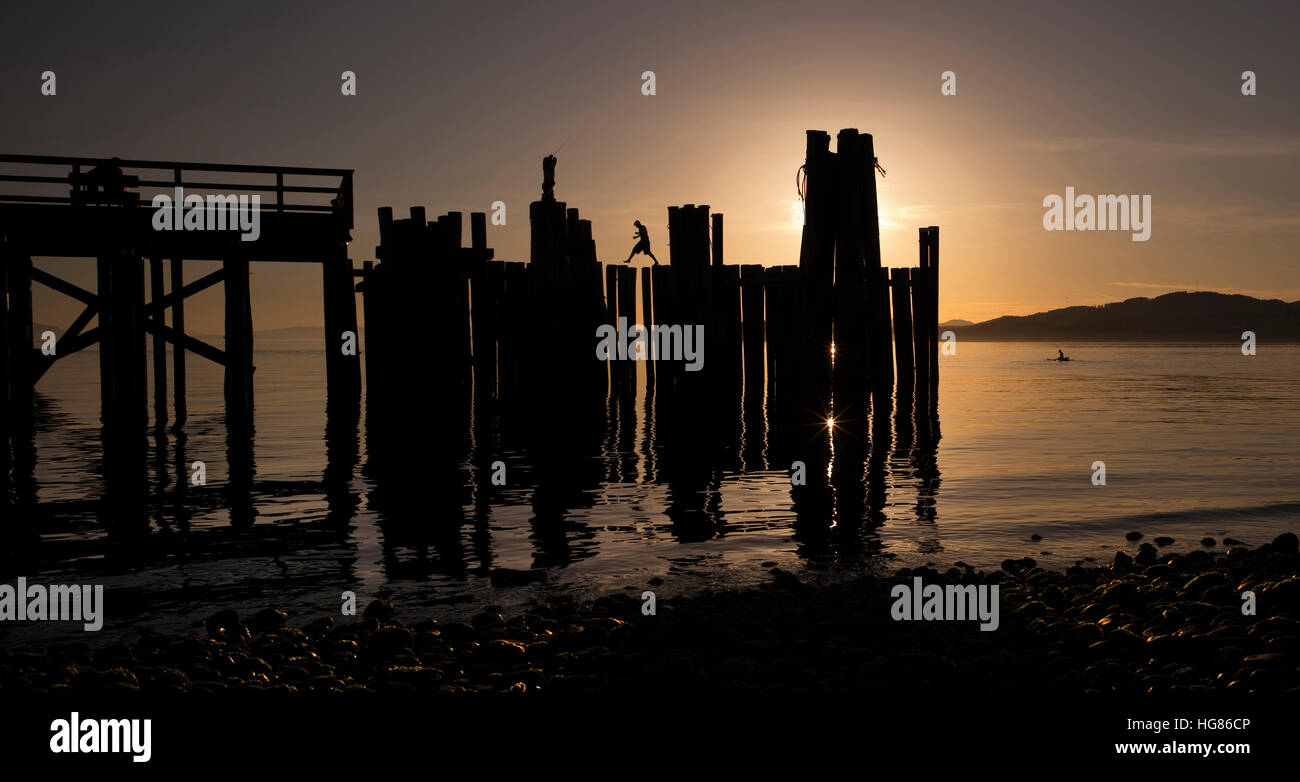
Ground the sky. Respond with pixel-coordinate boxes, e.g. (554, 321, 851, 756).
(2, 0, 1298, 331)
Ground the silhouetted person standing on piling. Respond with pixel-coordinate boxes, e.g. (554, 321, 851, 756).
(624, 220, 659, 265)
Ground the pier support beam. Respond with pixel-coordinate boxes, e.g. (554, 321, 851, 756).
(223, 247, 254, 433)
(5, 245, 34, 441)
(891, 268, 915, 388)
(322, 247, 361, 406)
(150, 257, 168, 431)
(170, 257, 187, 428)
(860, 133, 892, 392)
(925, 226, 940, 392)
(911, 263, 931, 398)
(833, 128, 867, 423)
(97, 248, 148, 524)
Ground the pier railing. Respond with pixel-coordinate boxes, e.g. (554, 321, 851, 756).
(0, 154, 353, 229)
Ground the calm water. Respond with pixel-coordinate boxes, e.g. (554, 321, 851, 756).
(5, 338, 1299, 643)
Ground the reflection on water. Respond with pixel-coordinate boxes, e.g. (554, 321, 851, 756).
(3, 340, 1300, 642)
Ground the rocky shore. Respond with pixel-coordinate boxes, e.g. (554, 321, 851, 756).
(3, 532, 1298, 695)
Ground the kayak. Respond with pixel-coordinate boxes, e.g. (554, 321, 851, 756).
(1046, 357, 1071, 361)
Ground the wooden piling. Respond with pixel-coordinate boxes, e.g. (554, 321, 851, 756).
(446, 211, 463, 253)
(471, 261, 502, 400)
(716, 264, 742, 389)
(763, 266, 785, 397)
(927, 226, 940, 389)
(890, 267, 914, 388)
(833, 128, 867, 421)
(711, 213, 724, 267)
(741, 264, 765, 396)
(651, 264, 674, 393)
(170, 258, 187, 427)
(859, 133, 891, 390)
(149, 257, 167, 430)
(911, 262, 930, 394)
(5, 249, 33, 434)
(796, 131, 835, 419)
(0, 237, 10, 482)
(471, 211, 487, 253)
(224, 248, 254, 432)
(604, 263, 619, 388)
(641, 266, 655, 384)
(617, 264, 637, 390)
(323, 247, 361, 406)
(875, 265, 893, 387)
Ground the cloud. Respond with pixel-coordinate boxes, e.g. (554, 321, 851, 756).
(1013, 136, 1300, 158)
(1107, 281, 1300, 300)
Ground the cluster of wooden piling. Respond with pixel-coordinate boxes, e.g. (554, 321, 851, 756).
(361, 167, 614, 484)
(361, 130, 942, 487)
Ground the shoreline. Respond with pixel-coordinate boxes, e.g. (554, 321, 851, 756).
(3, 532, 1298, 695)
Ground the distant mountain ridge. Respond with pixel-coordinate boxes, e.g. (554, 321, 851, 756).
(951, 292, 1300, 341)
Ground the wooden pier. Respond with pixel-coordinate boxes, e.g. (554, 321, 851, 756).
(2, 131, 941, 537)
(1, 154, 359, 522)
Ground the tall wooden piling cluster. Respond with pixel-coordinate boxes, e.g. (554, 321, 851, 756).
(362, 206, 476, 475)
(362, 156, 609, 477)
(354, 134, 939, 506)
(786, 130, 940, 413)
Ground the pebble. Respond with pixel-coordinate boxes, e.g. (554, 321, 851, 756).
(8, 528, 1298, 696)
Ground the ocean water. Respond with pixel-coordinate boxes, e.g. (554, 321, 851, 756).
(5, 338, 1299, 644)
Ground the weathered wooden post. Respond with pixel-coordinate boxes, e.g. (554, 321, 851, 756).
(471, 260, 501, 400)
(860, 133, 892, 391)
(100, 248, 148, 519)
(715, 263, 741, 392)
(604, 262, 619, 390)
(833, 128, 867, 422)
(5, 245, 34, 437)
(641, 266, 655, 384)
(445, 211, 463, 253)
(796, 131, 836, 418)
(169, 257, 187, 428)
(741, 264, 765, 397)
(875, 265, 893, 386)
(911, 262, 930, 395)
(149, 257, 167, 430)
(471, 211, 487, 254)
(0, 235, 10, 487)
(927, 226, 940, 391)
(323, 246, 361, 408)
(617, 264, 637, 392)
(651, 263, 673, 393)
(711, 213, 724, 267)
(763, 266, 786, 399)
(224, 246, 254, 433)
(890, 267, 914, 388)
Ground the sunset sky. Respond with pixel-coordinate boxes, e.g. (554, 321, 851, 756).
(3, 0, 1298, 331)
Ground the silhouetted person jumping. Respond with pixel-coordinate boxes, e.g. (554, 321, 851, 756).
(624, 220, 659, 265)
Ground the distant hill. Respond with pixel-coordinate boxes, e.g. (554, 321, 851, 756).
(939, 319, 974, 329)
(951, 292, 1300, 341)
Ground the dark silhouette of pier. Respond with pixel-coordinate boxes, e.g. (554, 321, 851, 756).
(358, 128, 943, 568)
(2, 130, 945, 582)
(1, 154, 361, 541)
